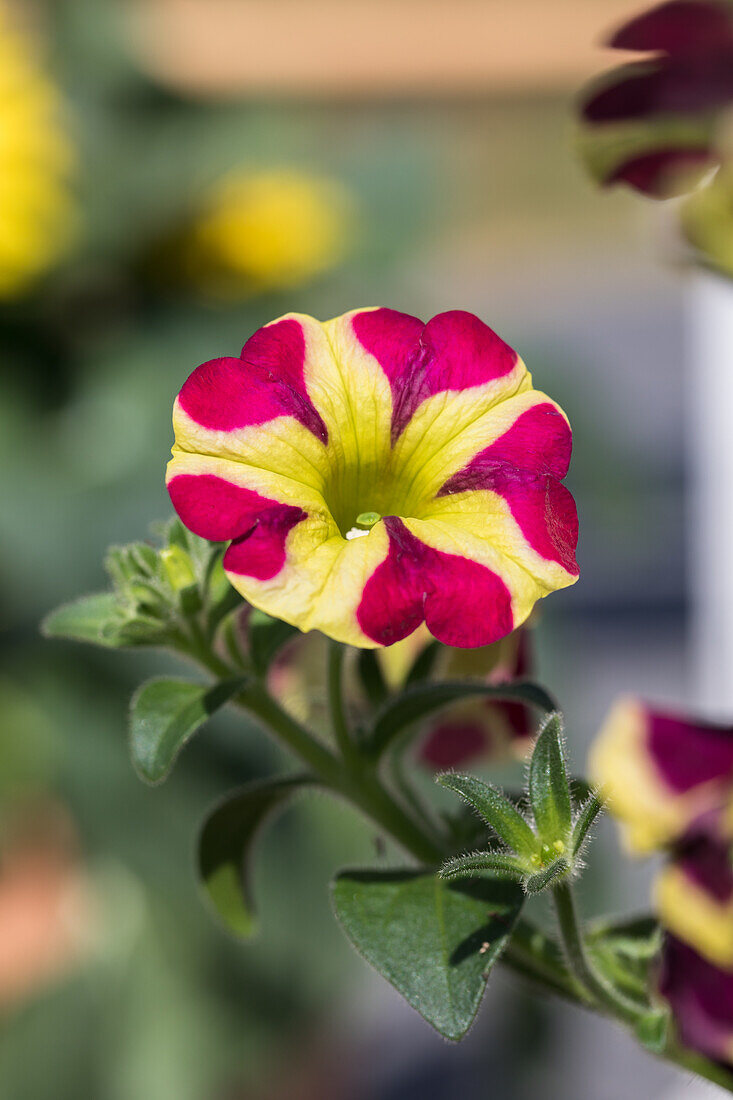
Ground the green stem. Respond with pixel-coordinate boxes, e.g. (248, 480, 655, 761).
(553, 881, 647, 1026)
(178, 633, 733, 1093)
(328, 641, 358, 767)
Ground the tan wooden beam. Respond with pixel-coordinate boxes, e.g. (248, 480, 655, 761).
(129, 0, 640, 99)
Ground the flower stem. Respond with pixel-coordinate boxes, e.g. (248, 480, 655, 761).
(328, 641, 359, 768)
(552, 881, 647, 1026)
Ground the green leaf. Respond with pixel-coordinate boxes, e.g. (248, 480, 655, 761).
(634, 1009, 670, 1054)
(571, 793, 604, 858)
(199, 775, 314, 938)
(332, 870, 524, 1040)
(130, 676, 245, 783)
(588, 915, 662, 1004)
(369, 679, 556, 756)
(247, 609, 300, 675)
(524, 858, 570, 895)
(529, 713, 572, 845)
(42, 593, 124, 647)
(437, 774, 538, 859)
(439, 851, 526, 883)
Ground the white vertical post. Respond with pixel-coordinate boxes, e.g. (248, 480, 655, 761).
(689, 269, 733, 715)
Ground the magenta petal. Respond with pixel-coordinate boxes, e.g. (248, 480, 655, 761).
(660, 936, 733, 1064)
(606, 147, 715, 196)
(357, 518, 514, 648)
(168, 473, 282, 542)
(645, 710, 733, 793)
(609, 0, 733, 54)
(352, 308, 518, 440)
(178, 318, 327, 441)
(420, 721, 487, 770)
(581, 56, 733, 123)
(223, 504, 306, 581)
(675, 838, 733, 904)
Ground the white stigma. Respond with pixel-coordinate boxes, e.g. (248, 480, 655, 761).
(345, 527, 370, 540)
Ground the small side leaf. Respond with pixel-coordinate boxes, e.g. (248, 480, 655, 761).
(524, 858, 570, 895)
(332, 870, 524, 1040)
(440, 851, 527, 883)
(438, 773, 538, 859)
(42, 593, 123, 648)
(529, 712, 572, 844)
(369, 680, 556, 756)
(247, 609, 300, 675)
(571, 793, 604, 858)
(634, 1009, 670, 1054)
(130, 676, 245, 783)
(199, 775, 314, 938)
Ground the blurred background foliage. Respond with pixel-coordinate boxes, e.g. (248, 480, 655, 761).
(0, 1, 699, 1097)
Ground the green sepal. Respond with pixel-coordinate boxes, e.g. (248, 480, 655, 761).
(247, 609, 300, 676)
(439, 851, 527, 883)
(42, 593, 129, 648)
(634, 1009, 671, 1054)
(369, 679, 556, 756)
(524, 858, 570, 895)
(529, 712, 572, 845)
(331, 869, 524, 1040)
(199, 774, 315, 938)
(570, 793, 604, 859)
(437, 773, 538, 859)
(129, 676, 246, 784)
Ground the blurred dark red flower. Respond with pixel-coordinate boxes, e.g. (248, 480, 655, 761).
(578, 0, 733, 197)
(418, 628, 536, 770)
(660, 934, 733, 1065)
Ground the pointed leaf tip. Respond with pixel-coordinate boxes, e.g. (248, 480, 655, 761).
(529, 712, 572, 845)
(437, 773, 538, 859)
(332, 870, 524, 1040)
(130, 676, 245, 784)
(200, 775, 315, 938)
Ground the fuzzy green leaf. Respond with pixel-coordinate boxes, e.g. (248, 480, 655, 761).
(529, 713, 572, 845)
(332, 870, 523, 1040)
(524, 858, 570, 895)
(571, 793, 604, 858)
(130, 676, 245, 783)
(439, 851, 527, 883)
(437, 773, 538, 859)
(42, 593, 125, 648)
(200, 775, 314, 938)
(369, 680, 556, 756)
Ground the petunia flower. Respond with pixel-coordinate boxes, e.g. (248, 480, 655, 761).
(656, 836, 733, 968)
(577, 0, 733, 198)
(588, 698, 733, 853)
(659, 934, 733, 1065)
(419, 627, 537, 769)
(166, 309, 579, 649)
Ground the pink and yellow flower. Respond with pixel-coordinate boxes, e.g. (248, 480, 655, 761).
(660, 935, 733, 1066)
(167, 308, 578, 648)
(589, 698, 733, 854)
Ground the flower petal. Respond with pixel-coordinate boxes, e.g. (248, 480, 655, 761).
(609, 0, 733, 55)
(356, 517, 515, 648)
(350, 307, 522, 440)
(589, 700, 733, 853)
(659, 935, 733, 1066)
(656, 840, 733, 968)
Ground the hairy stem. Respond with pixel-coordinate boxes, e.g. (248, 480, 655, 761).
(553, 881, 648, 1026)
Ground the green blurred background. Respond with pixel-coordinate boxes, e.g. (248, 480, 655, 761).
(0, 2, 699, 1097)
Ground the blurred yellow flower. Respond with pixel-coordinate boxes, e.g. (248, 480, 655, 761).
(183, 169, 356, 298)
(0, 7, 74, 295)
